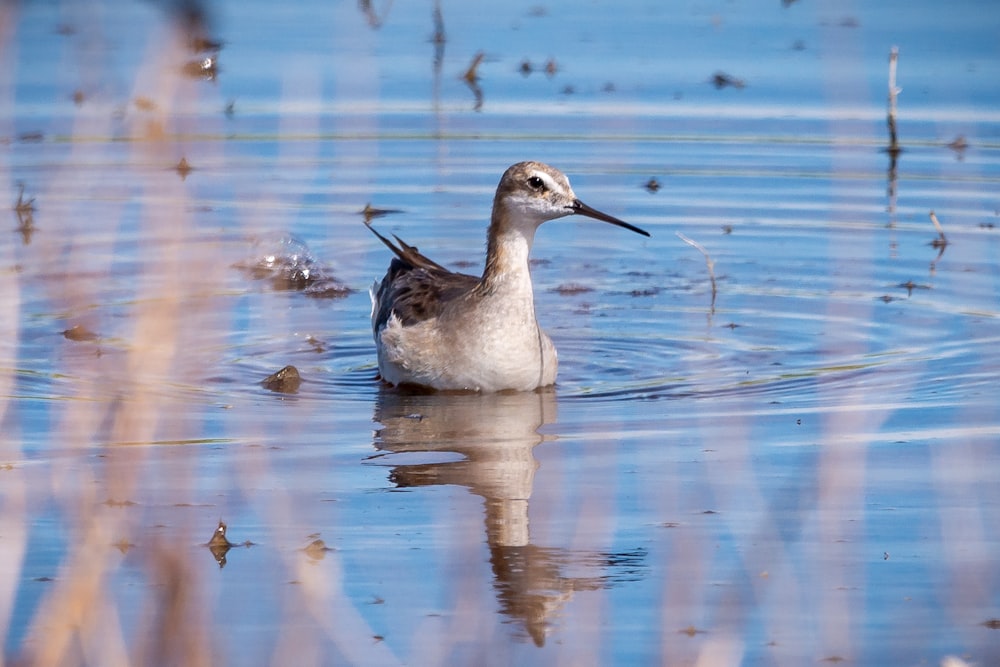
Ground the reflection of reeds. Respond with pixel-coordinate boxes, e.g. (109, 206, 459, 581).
(5, 8, 225, 665)
(10, 22, 206, 665)
(2, 1, 387, 660)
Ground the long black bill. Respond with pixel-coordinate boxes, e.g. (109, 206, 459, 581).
(569, 199, 650, 237)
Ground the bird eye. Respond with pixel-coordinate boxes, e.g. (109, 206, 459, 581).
(527, 176, 546, 191)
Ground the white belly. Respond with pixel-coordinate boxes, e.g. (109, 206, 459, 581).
(376, 311, 558, 392)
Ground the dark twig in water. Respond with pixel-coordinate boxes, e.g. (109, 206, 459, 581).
(677, 232, 717, 311)
(463, 51, 484, 83)
(358, 0, 394, 28)
(13, 183, 36, 243)
(429, 1, 446, 114)
(431, 1, 446, 74)
(929, 210, 948, 248)
(431, 1, 445, 46)
(14, 183, 35, 214)
(886, 47, 901, 157)
(884, 47, 902, 226)
(463, 51, 485, 111)
(928, 210, 949, 273)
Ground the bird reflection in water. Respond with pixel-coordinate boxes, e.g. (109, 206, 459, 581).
(371, 388, 645, 646)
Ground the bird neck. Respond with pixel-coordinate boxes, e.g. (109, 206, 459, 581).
(480, 209, 537, 295)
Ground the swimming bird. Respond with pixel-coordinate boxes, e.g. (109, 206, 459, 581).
(368, 161, 649, 392)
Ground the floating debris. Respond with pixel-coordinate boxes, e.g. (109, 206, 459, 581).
(305, 336, 326, 353)
(181, 55, 218, 81)
(205, 520, 254, 569)
(207, 520, 234, 567)
(174, 157, 193, 179)
(897, 280, 930, 296)
(208, 521, 233, 549)
(644, 177, 661, 193)
(947, 135, 968, 157)
(514, 55, 557, 78)
(360, 202, 403, 223)
(102, 498, 137, 507)
(304, 279, 352, 298)
(711, 71, 745, 89)
(134, 96, 157, 112)
(63, 325, 99, 342)
(262, 365, 302, 394)
(304, 538, 334, 561)
(552, 283, 593, 296)
(235, 234, 351, 298)
(112, 539, 135, 555)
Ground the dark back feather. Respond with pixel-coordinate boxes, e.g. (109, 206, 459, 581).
(368, 224, 480, 330)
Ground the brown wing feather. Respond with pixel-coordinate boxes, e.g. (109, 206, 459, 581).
(368, 224, 479, 330)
